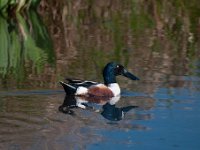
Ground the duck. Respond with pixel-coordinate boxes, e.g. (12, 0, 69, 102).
(59, 62, 139, 98)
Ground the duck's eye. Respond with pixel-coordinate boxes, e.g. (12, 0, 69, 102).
(115, 65, 123, 75)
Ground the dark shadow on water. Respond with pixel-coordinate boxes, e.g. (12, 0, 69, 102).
(101, 103, 137, 121)
(59, 95, 147, 121)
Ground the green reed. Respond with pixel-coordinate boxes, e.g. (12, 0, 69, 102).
(0, 0, 40, 13)
(0, 10, 54, 81)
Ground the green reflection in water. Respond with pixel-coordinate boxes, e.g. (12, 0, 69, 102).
(0, 10, 55, 83)
(0, 0, 40, 13)
(1, 0, 200, 90)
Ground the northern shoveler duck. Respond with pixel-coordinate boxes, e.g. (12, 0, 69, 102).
(59, 62, 139, 98)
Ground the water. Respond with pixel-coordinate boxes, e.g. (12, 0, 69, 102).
(0, 79, 199, 149)
(0, 0, 200, 150)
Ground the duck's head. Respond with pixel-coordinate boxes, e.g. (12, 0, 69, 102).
(103, 62, 139, 85)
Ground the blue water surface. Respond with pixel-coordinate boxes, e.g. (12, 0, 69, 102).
(88, 83, 200, 150)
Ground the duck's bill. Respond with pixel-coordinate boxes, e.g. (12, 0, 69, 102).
(123, 70, 139, 80)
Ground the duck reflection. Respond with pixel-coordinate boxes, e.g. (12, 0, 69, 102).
(59, 95, 138, 121)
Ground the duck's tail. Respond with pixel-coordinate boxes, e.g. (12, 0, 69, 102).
(59, 81, 77, 95)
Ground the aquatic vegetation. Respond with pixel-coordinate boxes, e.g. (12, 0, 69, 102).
(0, 0, 40, 13)
(0, 11, 55, 83)
(1, 0, 200, 89)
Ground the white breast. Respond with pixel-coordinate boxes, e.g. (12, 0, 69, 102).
(108, 83, 121, 96)
(109, 95, 121, 105)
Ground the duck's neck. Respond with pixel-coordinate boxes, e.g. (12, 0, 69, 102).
(103, 71, 120, 96)
(103, 72, 117, 85)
